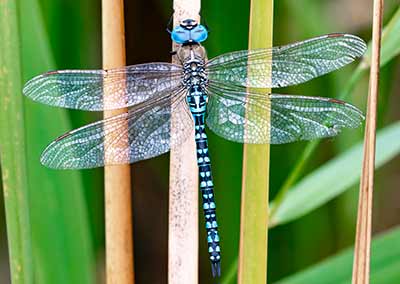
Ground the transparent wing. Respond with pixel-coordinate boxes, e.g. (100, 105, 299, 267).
(206, 34, 366, 88)
(206, 84, 364, 144)
(23, 63, 183, 111)
(40, 89, 193, 169)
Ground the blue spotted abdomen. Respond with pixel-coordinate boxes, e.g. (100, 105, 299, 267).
(186, 86, 221, 277)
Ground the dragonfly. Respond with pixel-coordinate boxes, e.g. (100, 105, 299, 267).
(23, 18, 367, 277)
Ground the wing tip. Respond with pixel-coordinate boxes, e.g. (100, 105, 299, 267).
(22, 75, 40, 97)
(23, 71, 59, 96)
(39, 142, 97, 170)
(40, 139, 64, 169)
(344, 34, 367, 56)
(40, 149, 57, 169)
(326, 33, 367, 57)
(327, 98, 365, 127)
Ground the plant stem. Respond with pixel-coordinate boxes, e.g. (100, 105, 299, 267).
(352, 0, 383, 283)
(238, 1, 273, 283)
(102, 0, 134, 283)
(0, 0, 33, 283)
(168, 1, 200, 283)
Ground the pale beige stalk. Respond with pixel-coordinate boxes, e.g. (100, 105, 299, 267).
(352, 0, 383, 283)
(168, 2, 200, 283)
(238, 1, 273, 283)
(102, 0, 134, 283)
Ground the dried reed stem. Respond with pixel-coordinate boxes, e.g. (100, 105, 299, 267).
(168, 2, 200, 283)
(352, 0, 383, 283)
(102, 0, 134, 283)
(238, 0, 273, 283)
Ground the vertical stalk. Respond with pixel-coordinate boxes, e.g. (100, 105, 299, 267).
(238, 0, 273, 283)
(0, 0, 33, 283)
(352, 0, 383, 283)
(168, 1, 200, 283)
(102, 0, 134, 283)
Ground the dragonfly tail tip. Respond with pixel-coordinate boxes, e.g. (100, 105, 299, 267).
(211, 261, 221, 278)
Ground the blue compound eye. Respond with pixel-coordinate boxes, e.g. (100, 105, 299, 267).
(171, 26, 190, 44)
(191, 25, 208, 43)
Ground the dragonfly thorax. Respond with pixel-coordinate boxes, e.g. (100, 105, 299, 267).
(176, 44, 206, 63)
(179, 45, 208, 90)
(182, 61, 207, 89)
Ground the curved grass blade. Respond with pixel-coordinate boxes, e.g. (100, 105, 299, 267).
(270, 121, 400, 227)
(341, 5, 400, 100)
(274, 227, 400, 284)
(365, 5, 400, 68)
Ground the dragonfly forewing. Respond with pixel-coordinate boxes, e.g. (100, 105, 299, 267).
(206, 34, 367, 89)
(23, 63, 184, 111)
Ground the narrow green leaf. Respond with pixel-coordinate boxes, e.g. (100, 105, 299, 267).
(274, 227, 400, 284)
(270, 121, 400, 227)
(340, 7, 400, 102)
(364, 6, 400, 67)
(0, 1, 33, 283)
(19, 1, 96, 283)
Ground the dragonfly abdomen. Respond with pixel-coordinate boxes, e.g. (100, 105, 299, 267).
(187, 87, 221, 277)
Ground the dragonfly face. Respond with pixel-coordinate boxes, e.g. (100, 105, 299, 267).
(171, 19, 208, 44)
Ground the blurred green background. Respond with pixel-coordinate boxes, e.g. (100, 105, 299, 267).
(0, 0, 399, 283)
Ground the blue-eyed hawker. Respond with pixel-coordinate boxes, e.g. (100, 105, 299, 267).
(23, 18, 367, 277)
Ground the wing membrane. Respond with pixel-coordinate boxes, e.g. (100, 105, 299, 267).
(206, 34, 366, 88)
(23, 63, 183, 111)
(206, 84, 364, 144)
(40, 90, 192, 169)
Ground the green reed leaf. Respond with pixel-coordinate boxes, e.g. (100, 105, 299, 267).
(0, 1, 34, 283)
(274, 227, 400, 284)
(270, 121, 400, 227)
(19, 0, 96, 283)
(364, 6, 400, 68)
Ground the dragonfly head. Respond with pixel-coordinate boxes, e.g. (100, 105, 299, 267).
(180, 19, 198, 29)
(171, 18, 208, 45)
